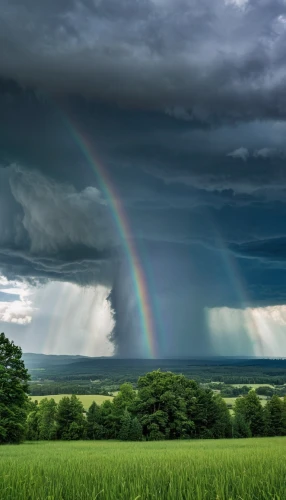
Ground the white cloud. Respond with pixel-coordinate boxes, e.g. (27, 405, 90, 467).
(0, 275, 34, 325)
(0, 274, 114, 356)
(207, 305, 286, 357)
(33, 282, 115, 356)
(227, 147, 249, 161)
(0, 302, 32, 325)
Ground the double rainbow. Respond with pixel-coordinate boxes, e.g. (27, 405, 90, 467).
(63, 116, 157, 358)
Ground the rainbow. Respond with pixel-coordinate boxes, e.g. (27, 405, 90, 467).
(61, 114, 157, 359)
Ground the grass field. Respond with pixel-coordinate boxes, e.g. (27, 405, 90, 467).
(30, 394, 269, 411)
(223, 397, 267, 407)
(231, 384, 275, 388)
(30, 394, 113, 409)
(1, 438, 286, 499)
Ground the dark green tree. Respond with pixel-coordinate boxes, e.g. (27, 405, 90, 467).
(129, 417, 143, 441)
(118, 409, 132, 441)
(55, 396, 70, 439)
(264, 395, 284, 436)
(147, 422, 165, 441)
(232, 412, 252, 438)
(113, 383, 136, 412)
(26, 401, 40, 441)
(56, 395, 86, 440)
(234, 391, 264, 437)
(112, 383, 137, 435)
(86, 401, 104, 440)
(135, 371, 200, 440)
(282, 396, 286, 436)
(38, 398, 57, 440)
(192, 389, 221, 439)
(100, 400, 118, 439)
(211, 395, 232, 439)
(0, 332, 30, 444)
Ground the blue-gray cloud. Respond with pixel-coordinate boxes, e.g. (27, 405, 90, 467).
(1, 0, 286, 122)
(1, 1, 286, 357)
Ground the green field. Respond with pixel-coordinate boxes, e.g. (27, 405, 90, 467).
(1, 438, 286, 499)
(30, 394, 113, 409)
(231, 384, 275, 388)
(30, 394, 269, 411)
(223, 397, 267, 407)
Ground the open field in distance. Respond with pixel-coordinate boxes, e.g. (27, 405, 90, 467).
(231, 384, 276, 388)
(223, 397, 267, 407)
(30, 394, 272, 411)
(30, 394, 113, 409)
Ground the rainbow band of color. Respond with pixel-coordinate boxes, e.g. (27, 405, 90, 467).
(63, 117, 157, 358)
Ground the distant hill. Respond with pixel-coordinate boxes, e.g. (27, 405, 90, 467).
(23, 353, 88, 369)
(23, 352, 286, 386)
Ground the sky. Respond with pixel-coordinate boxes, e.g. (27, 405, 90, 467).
(1, 0, 286, 357)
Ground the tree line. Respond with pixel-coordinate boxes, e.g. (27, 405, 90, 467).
(1, 333, 286, 444)
(26, 377, 286, 442)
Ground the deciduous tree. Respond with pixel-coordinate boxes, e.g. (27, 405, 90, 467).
(0, 333, 30, 444)
(86, 401, 104, 440)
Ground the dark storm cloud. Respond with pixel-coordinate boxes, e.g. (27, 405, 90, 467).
(231, 237, 286, 263)
(2, 1, 286, 357)
(0, 165, 117, 285)
(1, 80, 286, 209)
(2, 0, 286, 121)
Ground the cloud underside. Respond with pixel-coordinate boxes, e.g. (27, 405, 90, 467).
(0, 165, 117, 285)
(1, 0, 286, 357)
(1, 0, 286, 121)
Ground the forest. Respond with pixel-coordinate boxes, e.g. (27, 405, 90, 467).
(1, 333, 286, 444)
(25, 376, 286, 442)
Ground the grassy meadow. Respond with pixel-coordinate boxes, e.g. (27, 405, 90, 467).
(30, 394, 113, 409)
(231, 384, 275, 389)
(1, 438, 286, 500)
(30, 394, 268, 411)
(224, 396, 267, 407)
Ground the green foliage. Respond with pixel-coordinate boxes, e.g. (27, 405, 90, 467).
(112, 383, 136, 434)
(134, 370, 229, 441)
(0, 404, 27, 444)
(55, 395, 86, 440)
(38, 398, 57, 440)
(86, 402, 104, 440)
(8, 364, 286, 443)
(118, 409, 132, 441)
(100, 400, 118, 439)
(264, 395, 284, 436)
(234, 391, 264, 437)
(282, 396, 286, 435)
(113, 383, 136, 411)
(211, 395, 232, 439)
(232, 412, 252, 438)
(135, 370, 197, 440)
(26, 402, 40, 441)
(255, 386, 275, 397)
(0, 333, 30, 444)
(129, 417, 143, 441)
